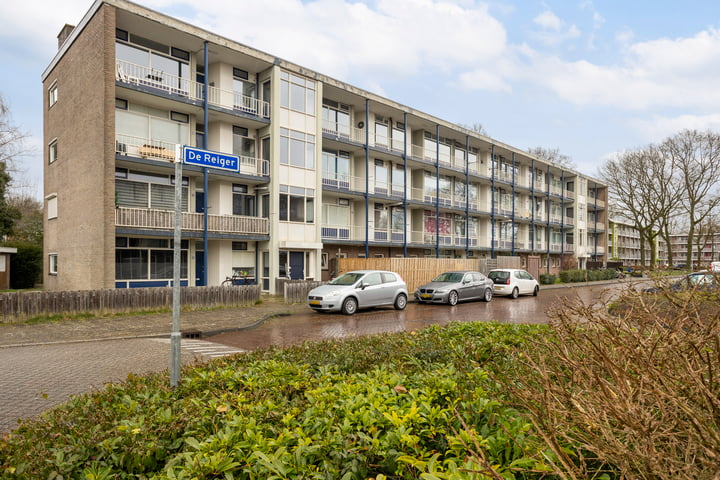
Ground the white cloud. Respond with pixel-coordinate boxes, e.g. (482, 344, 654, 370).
(534, 11, 563, 31)
(531, 9, 581, 46)
(529, 27, 720, 111)
(631, 114, 720, 142)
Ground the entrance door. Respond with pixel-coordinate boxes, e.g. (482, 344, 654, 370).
(289, 251, 304, 280)
(195, 251, 205, 286)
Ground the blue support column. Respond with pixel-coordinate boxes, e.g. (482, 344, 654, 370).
(490, 145, 495, 259)
(202, 41, 209, 286)
(365, 100, 370, 258)
(531, 159, 535, 252)
(465, 135, 470, 258)
(511, 152, 516, 256)
(403, 113, 408, 257)
(435, 125, 440, 258)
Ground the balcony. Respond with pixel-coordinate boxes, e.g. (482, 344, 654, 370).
(116, 134, 269, 178)
(115, 207, 269, 235)
(116, 60, 270, 118)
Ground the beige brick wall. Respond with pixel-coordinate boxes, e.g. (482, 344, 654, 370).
(43, 5, 117, 291)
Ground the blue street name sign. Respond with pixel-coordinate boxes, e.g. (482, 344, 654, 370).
(183, 146, 239, 172)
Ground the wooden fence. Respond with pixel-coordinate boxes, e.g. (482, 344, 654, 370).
(283, 280, 325, 304)
(0, 285, 261, 323)
(337, 257, 521, 293)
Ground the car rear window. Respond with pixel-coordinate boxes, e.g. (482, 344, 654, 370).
(489, 271, 509, 283)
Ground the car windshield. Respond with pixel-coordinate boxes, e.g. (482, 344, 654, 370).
(329, 272, 365, 286)
(433, 272, 464, 283)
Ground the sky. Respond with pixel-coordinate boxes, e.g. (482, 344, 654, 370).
(2, 0, 720, 200)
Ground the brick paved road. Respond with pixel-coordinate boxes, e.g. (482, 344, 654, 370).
(0, 338, 205, 433)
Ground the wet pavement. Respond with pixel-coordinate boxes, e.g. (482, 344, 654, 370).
(0, 280, 642, 434)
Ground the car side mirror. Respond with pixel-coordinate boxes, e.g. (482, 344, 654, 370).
(359, 282, 368, 290)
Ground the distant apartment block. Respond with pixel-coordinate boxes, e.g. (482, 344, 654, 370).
(42, 0, 608, 292)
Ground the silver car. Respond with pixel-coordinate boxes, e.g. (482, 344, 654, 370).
(415, 271, 493, 305)
(307, 270, 408, 315)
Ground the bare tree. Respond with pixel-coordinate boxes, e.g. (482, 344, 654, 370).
(661, 130, 720, 269)
(0, 95, 27, 238)
(458, 122, 488, 137)
(528, 146, 576, 169)
(599, 147, 667, 268)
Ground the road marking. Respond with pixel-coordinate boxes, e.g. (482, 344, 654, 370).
(151, 338, 246, 359)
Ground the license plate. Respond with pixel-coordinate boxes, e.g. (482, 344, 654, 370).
(493, 286, 502, 290)
(309, 300, 321, 305)
(421, 294, 431, 299)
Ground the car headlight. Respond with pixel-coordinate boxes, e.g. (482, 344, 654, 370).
(435, 288, 448, 293)
(325, 290, 341, 298)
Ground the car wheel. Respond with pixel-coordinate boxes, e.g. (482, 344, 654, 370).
(511, 287, 519, 299)
(448, 290, 458, 306)
(533, 285, 539, 296)
(341, 297, 358, 315)
(482, 288, 493, 302)
(394, 293, 407, 310)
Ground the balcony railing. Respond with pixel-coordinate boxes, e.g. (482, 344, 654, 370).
(116, 134, 269, 178)
(116, 60, 270, 118)
(115, 207, 269, 235)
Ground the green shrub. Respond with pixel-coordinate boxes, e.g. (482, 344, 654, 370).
(0, 322, 556, 479)
(539, 273, 556, 285)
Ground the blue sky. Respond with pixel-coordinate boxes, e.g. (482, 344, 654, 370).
(2, 0, 720, 199)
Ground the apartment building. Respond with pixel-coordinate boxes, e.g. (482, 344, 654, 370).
(608, 216, 667, 266)
(667, 232, 720, 268)
(42, 0, 608, 293)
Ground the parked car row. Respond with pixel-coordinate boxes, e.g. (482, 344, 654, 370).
(308, 268, 540, 315)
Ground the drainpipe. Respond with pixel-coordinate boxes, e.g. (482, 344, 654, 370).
(202, 41, 209, 286)
(365, 100, 369, 258)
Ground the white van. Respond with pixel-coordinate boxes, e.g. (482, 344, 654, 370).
(711, 261, 720, 272)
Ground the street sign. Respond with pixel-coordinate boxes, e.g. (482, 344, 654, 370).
(183, 146, 239, 172)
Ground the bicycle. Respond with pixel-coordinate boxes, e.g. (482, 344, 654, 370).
(222, 272, 256, 286)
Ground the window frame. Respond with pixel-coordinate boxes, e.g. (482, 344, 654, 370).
(48, 81, 58, 107)
(49, 254, 58, 275)
(48, 138, 58, 164)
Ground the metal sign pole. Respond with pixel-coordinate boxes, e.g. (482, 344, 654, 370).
(170, 145, 182, 387)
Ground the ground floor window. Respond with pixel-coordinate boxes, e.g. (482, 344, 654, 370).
(115, 237, 188, 281)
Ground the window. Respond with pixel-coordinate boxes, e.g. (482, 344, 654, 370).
(115, 98, 128, 110)
(280, 128, 315, 168)
(322, 101, 350, 136)
(48, 254, 58, 275)
(279, 71, 315, 115)
(374, 203, 388, 230)
(233, 67, 256, 111)
(232, 126, 255, 159)
(116, 236, 188, 281)
(115, 169, 188, 210)
(47, 194, 58, 219)
(321, 252, 329, 270)
(48, 81, 58, 107)
(322, 149, 350, 186)
(232, 241, 248, 251)
(115, 102, 190, 146)
(232, 184, 255, 216)
(279, 185, 314, 223)
(48, 139, 58, 164)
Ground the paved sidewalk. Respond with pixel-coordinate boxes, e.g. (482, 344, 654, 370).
(0, 296, 308, 348)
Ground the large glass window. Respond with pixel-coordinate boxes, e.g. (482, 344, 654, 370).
(322, 150, 350, 185)
(280, 71, 315, 115)
(375, 160, 388, 193)
(232, 126, 255, 159)
(232, 184, 255, 216)
(322, 200, 350, 225)
(280, 128, 315, 168)
(279, 186, 314, 223)
(115, 169, 188, 210)
(116, 102, 189, 146)
(116, 237, 188, 281)
(115, 42, 189, 89)
(374, 203, 388, 230)
(322, 103, 350, 136)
